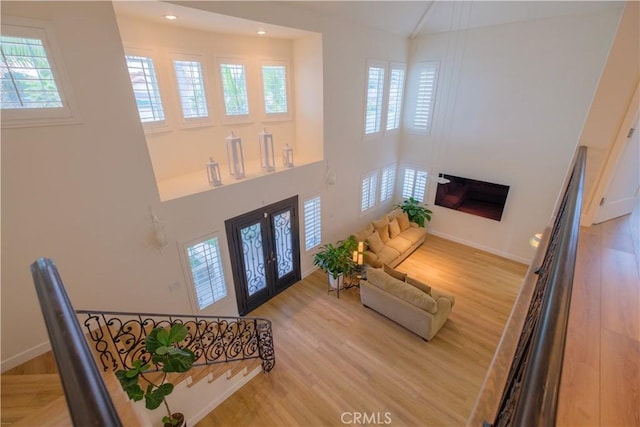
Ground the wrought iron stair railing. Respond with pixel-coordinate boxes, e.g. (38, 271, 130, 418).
(76, 310, 276, 374)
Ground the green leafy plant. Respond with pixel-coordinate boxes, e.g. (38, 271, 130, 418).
(116, 323, 195, 426)
(396, 197, 433, 227)
(313, 235, 358, 280)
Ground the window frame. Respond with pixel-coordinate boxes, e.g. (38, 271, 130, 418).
(216, 56, 252, 124)
(180, 232, 229, 313)
(1, 17, 78, 128)
(363, 59, 387, 138)
(169, 51, 212, 129)
(379, 163, 397, 204)
(360, 170, 379, 214)
(303, 195, 322, 251)
(402, 166, 428, 203)
(408, 61, 439, 135)
(259, 57, 292, 122)
(385, 63, 406, 134)
(124, 46, 168, 133)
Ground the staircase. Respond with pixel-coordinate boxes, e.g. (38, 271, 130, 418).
(3, 259, 276, 426)
(1, 352, 265, 426)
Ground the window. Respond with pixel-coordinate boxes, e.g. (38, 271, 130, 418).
(125, 54, 165, 124)
(186, 236, 227, 311)
(219, 61, 249, 117)
(380, 164, 396, 203)
(412, 62, 438, 134)
(361, 171, 378, 212)
(364, 62, 385, 135)
(261, 62, 289, 116)
(1, 19, 76, 127)
(386, 64, 405, 131)
(304, 196, 321, 251)
(1, 35, 62, 109)
(173, 59, 208, 120)
(402, 167, 428, 202)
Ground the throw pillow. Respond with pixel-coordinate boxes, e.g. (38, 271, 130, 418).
(406, 276, 432, 294)
(372, 217, 390, 243)
(366, 231, 385, 254)
(384, 264, 407, 281)
(388, 218, 401, 238)
(366, 268, 437, 313)
(397, 212, 410, 231)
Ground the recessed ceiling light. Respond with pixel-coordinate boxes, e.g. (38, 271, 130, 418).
(164, 15, 178, 20)
(257, 29, 267, 36)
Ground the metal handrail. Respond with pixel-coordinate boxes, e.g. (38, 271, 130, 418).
(30, 258, 122, 426)
(488, 146, 587, 426)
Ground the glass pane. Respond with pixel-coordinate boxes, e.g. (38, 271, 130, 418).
(273, 211, 293, 279)
(220, 63, 249, 116)
(241, 223, 266, 296)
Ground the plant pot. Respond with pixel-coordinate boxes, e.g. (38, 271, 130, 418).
(328, 273, 344, 290)
(164, 413, 186, 427)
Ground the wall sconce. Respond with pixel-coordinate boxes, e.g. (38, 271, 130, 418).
(151, 213, 168, 249)
(225, 132, 245, 180)
(282, 144, 294, 168)
(206, 157, 222, 187)
(258, 129, 276, 172)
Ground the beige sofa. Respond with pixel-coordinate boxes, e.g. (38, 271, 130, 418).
(360, 267, 455, 341)
(353, 208, 427, 268)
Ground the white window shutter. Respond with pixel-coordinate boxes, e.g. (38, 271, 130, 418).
(304, 196, 322, 251)
(262, 64, 288, 114)
(364, 65, 385, 135)
(361, 172, 378, 212)
(173, 59, 208, 119)
(125, 54, 165, 123)
(186, 237, 227, 310)
(386, 66, 405, 131)
(402, 167, 428, 202)
(413, 62, 438, 134)
(380, 164, 396, 203)
(219, 62, 249, 116)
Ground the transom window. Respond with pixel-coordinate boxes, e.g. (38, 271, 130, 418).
(364, 63, 385, 135)
(219, 62, 249, 117)
(1, 35, 62, 109)
(173, 59, 208, 120)
(303, 196, 322, 251)
(386, 65, 405, 131)
(402, 167, 428, 203)
(261, 64, 288, 115)
(186, 236, 227, 311)
(125, 54, 165, 123)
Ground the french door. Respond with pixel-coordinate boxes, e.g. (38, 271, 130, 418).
(225, 196, 301, 315)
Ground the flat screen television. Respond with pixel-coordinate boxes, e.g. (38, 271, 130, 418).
(435, 174, 510, 221)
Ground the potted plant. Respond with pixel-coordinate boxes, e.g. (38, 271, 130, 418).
(396, 197, 432, 227)
(313, 235, 358, 289)
(116, 323, 195, 427)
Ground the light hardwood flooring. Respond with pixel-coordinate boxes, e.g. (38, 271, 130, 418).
(197, 235, 528, 427)
(557, 203, 640, 427)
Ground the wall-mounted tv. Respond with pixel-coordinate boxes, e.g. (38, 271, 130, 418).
(435, 174, 510, 221)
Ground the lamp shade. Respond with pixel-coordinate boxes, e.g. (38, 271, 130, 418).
(225, 132, 245, 180)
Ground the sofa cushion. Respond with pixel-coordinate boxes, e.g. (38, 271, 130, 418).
(396, 212, 410, 231)
(386, 236, 412, 254)
(399, 226, 427, 244)
(389, 218, 401, 238)
(383, 264, 407, 281)
(354, 223, 374, 243)
(366, 268, 437, 313)
(406, 276, 432, 294)
(375, 246, 400, 265)
(366, 231, 385, 254)
(372, 217, 390, 243)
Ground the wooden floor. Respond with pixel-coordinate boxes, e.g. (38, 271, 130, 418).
(557, 203, 640, 426)
(197, 235, 528, 427)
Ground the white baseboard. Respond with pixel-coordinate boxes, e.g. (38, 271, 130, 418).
(427, 230, 532, 265)
(1, 340, 51, 373)
(302, 265, 319, 279)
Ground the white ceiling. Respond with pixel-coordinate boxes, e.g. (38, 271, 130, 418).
(113, 1, 624, 39)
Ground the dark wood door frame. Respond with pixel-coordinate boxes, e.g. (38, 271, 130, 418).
(225, 195, 301, 315)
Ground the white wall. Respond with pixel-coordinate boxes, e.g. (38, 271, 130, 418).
(401, 5, 623, 262)
(1, 1, 407, 369)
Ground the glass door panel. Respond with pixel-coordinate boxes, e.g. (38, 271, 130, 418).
(240, 222, 267, 296)
(273, 210, 293, 279)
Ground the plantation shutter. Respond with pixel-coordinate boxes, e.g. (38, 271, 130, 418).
(361, 173, 378, 212)
(380, 164, 396, 202)
(173, 60, 208, 119)
(413, 62, 438, 134)
(364, 65, 385, 135)
(187, 237, 227, 310)
(386, 66, 405, 131)
(304, 196, 322, 251)
(125, 55, 165, 123)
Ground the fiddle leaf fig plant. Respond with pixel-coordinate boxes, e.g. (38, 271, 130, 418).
(396, 197, 433, 227)
(116, 323, 195, 426)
